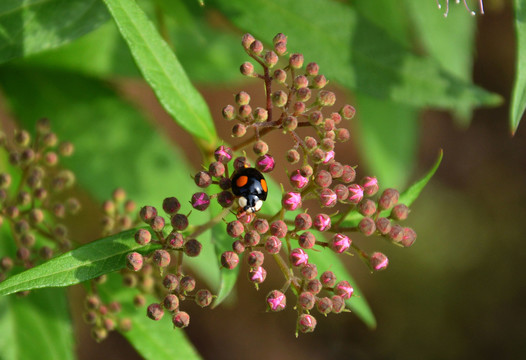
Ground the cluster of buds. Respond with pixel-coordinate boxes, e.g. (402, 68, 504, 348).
(213, 33, 418, 333)
(122, 199, 213, 329)
(101, 188, 138, 235)
(83, 286, 132, 342)
(0, 119, 80, 284)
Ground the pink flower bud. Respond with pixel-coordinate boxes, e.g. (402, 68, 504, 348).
(298, 314, 317, 333)
(378, 188, 400, 210)
(249, 266, 267, 283)
(294, 213, 312, 230)
(298, 231, 316, 249)
(376, 217, 392, 235)
(313, 213, 331, 232)
(191, 192, 210, 211)
(329, 233, 351, 253)
(318, 91, 335, 106)
(270, 220, 288, 238)
(265, 235, 282, 254)
(221, 251, 239, 269)
(340, 104, 356, 119)
(290, 248, 309, 266)
(347, 184, 364, 204)
(266, 290, 286, 311)
(306, 62, 319, 76)
(320, 188, 337, 207)
(282, 192, 302, 211)
(359, 217, 376, 236)
(334, 280, 354, 299)
(361, 176, 379, 196)
(401, 227, 417, 247)
(320, 271, 337, 288)
(214, 145, 233, 163)
(256, 154, 275, 173)
(370, 252, 388, 271)
(322, 150, 335, 164)
(298, 292, 316, 310)
(315, 170, 332, 188)
(240, 61, 254, 76)
(290, 170, 309, 189)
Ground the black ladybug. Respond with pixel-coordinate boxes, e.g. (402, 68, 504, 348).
(231, 167, 268, 214)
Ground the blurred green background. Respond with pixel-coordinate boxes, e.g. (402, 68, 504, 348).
(1, 0, 525, 359)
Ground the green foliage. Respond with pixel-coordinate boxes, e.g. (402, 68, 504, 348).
(512, 0, 526, 134)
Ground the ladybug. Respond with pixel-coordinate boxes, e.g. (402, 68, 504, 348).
(231, 167, 268, 214)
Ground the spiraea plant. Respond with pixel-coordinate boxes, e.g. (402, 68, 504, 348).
(113, 32, 426, 336)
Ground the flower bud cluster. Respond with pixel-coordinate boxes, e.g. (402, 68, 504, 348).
(120, 198, 213, 329)
(83, 292, 132, 342)
(0, 119, 81, 282)
(101, 188, 138, 236)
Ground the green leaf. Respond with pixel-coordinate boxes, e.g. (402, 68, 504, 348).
(354, 94, 418, 188)
(19, 21, 140, 78)
(211, 0, 501, 109)
(0, 229, 157, 296)
(0, 288, 75, 360)
(405, 0, 476, 124)
(341, 149, 443, 227)
(102, 0, 217, 142)
(307, 247, 376, 329)
(0, 0, 109, 64)
(511, 0, 526, 135)
(98, 273, 201, 360)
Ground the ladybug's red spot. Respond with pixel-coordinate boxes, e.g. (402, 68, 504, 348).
(236, 175, 248, 188)
(261, 179, 268, 193)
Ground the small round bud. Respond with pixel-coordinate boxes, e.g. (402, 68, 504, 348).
(14, 220, 30, 234)
(359, 217, 376, 236)
(147, 303, 164, 321)
(341, 165, 356, 183)
(253, 140, 269, 156)
(134, 294, 146, 307)
(320, 188, 337, 207)
(401, 227, 417, 247)
(300, 263, 318, 280)
(150, 216, 165, 232)
(335, 280, 354, 299)
(0, 173, 12, 189)
(232, 240, 245, 254)
(309, 111, 323, 126)
(270, 220, 288, 239)
(316, 297, 333, 315)
(290, 248, 309, 267)
(240, 61, 255, 76)
(172, 311, 190, 328)
(289, 53, 304, 69)
(295, 213, 312, 230)
(91, 327, 108, 342)
(306, 62, 319, 76)
(298, 231, 316, 249)
(180, 275, 196, 292)
(232, 123, 247, 138)
(191, 192, 210, 211)
(272, 90, 288, 107)
(311, 148, 326, 164)
(163, 274, 179, 291)
(273, 69, 287, 83)
(233, 156, 250, 170)
(312, 74, 327, 89)
(0, 257, 14, 271)
(20, 149, 35, 164)
(340, 104, 356, 119)
(300, 165, 314, 178)
(282, 192, 302, 211)
(321, 138, 335, 152)
(227, 220, 244, 238)
(293, 101, 306, 115)
(215, 145, 233, 164)
(66, 198, 81, 214)
(376, 217, 392, 235)
(320, 271, 337, 288)
(134, 229, 151, 245)
(14, 130, 30, 146)
(85, 295, 101, 310)
(264, 236, 282, 254)
(253, 218, 269, 234)
(331, 295, 346, 313)
(83, 310, 97, 325)
(163, 197, 181, 214)
(247, 251, 265, 267)
(347, 184, 364, 204)
(222, 105, 235, 121)
(139, 206, 157, 223)
(243, 230, 260, 246)
(163, 294, 180, 311)
(389, 224, 404, 242)
(195, 289, 213, 307)
(167, 232, 184, 249)
(241, 33, 255, 49)
(264, 51, 279, 67)
(298, 292, 316, 310)
(274, 41, 287, 56)
(249, 40, 263, 55)
(290, 170, 309, 189)
(333, 184, 349, 201)
(20, 233, 35, 247)
(184, 239, 202, 257)
(253, 107, 268, 122)
(235, 91, 251, 106)
(58, 141, 74, 157)
(296, 87, 311, 102)
(171, 214, 189, 231)
(335, 128, 350, 142)
(370, 252, 389, 271)
(306, 279, 322, 294)
(329, 233, 351, 253)
(273, 33, 287, 44)
(294, 75, 309, 89)
(313, 213, 331, 232)
(39, 246, 53, 260)
(378, 188, 400, 210)
(266, 290, 286, 311)
(256, 154, 275, 173)
(391, 204, 409, 220)
(16, 247, 30, 261)
(17, 191, 31, 206)
(361, 177, 379, 197)
(221, 251, 239, 269)
(217, 191, 235, 208)
(359, 199, 377, 217)
(249, 266, 267, 284)
(283, 116, 298, 131)
(152, 250, 171, 268)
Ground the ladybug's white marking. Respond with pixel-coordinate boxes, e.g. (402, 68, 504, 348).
(255, 200, 263, 211)
(238, 196, 247, 208)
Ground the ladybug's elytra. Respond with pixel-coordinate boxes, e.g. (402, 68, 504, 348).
(231, 167, 268, 214)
